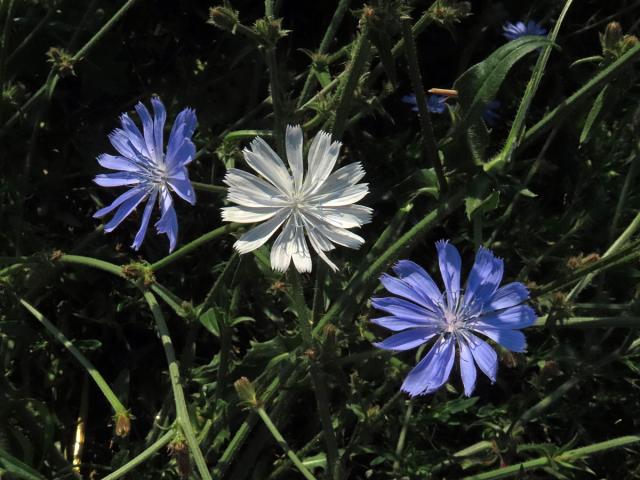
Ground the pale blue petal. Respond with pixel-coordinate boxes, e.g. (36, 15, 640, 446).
(167, 174, 196, 205)
(476, 305, 537, 330)
(401, 335, 455, 396)
(103, 189, 148, 232)
(487, 282, 529, 311)
(464, 332, 497, 383)
(170, 107, 197, 140)
(94, 172, 142, 187)
(371, 316, 439, 332)
(392, 260, 443, 306)
(373, 327, 438, 351)
(94, 187, 145, 218)
(371, 297, 440, 324)
(464, 247, 503, 307)
(119, 114, 148, 158)
(108, 129, 138, 159)
(167, 138, 196, 170)
(379, 273, 438, 311)
(131, 191, 158, 250)
(155, 188, 178, 252)
(458, 336, 477, 396)
(135, 101, 159, 163)
(151, 96, 166, 159)
(477, 328, 527, 352)
(97, 154, 139, 172)
(436, 240, 462, 306)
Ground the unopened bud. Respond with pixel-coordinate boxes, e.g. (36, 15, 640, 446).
(114, 411, 131, 437)
(208, 6, 240, 33)
(621, 34, 639, 53)
(234, 377, 259, 408)
(168, 438, 191, 479)
(601, 22, 623, 51)
(254, 18, 289, 47)
(46, 47, 76, 78)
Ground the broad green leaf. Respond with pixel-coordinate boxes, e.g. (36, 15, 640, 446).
(466, 191, 500, 220)
(199, 307, 222, 337)
(452, 36, 552, 140)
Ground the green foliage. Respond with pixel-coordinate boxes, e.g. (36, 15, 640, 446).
(1, 0, 640, 479)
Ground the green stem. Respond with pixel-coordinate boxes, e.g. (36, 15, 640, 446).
(392, 400, 413, 473)
(265, 46, 286, 156)
(255, 407, 318, 480)
(101, 430, 174, 480)
(142, 291, 212, 480)
(288, 270, 340, 480)
(567, 211, 640, 301)
(533, 315, 640, 328)
(6, 7, 52, 65)
(533, 238, 640, 297)
(487, 0, 574, 171)
(296, 0, 352, 107)
(150, 223, 241, 272)
(20, 299, 127, 416)
(462, 435, 640, 480)
(400, 16, 447, 192)
(192, 181, 227, 194)
(58, 254, 124, 278)
(521, 42, 640, 151)
(331, 13, 371, 138)
(0, 0, 15, 90)
(2, 0, 140, 131)
(609, 148, 639, 245)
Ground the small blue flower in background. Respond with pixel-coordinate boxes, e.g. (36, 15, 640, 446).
(482, 100, 501, 127)
(401, 93, 448, 114)
(93, 97, 197, 252)
(371, 240, 536, 397)
(502, 20, 547, 41)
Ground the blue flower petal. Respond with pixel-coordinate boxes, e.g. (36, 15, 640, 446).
(108, 128, 139, 159)
(97, 154, 138, 172)
(379, 273, 438, 311)
(477, 328, 527, 352)
(488, 282, 529, 311)
(94, 187, 146, 219)
(103, 188, 148, 233)
(167, 138, 196, 170)
(168, 174, 196, 206)
(135, 101, 158, 163)
(458, 337, 477, 396)
(371, 297, 439, 323)
(94, 172, 142, 187)
(373, 327, 438, 351)
(371, 316, 439, 332)
(392, 260, 443, 306)
(464, 332, 497, 383)
(156, 188, 178, 252)
(131, 191, 158, 250)
(401, 335, 455, 396)
(427, 94, 447, 114)
(170, 107, 197, 140)
(436, 240, 462, 307)
(476, 304, 537, 330)
(118, 114, 148, 159)
(151, 97, 166, 160)
(464, 247, 503, 307)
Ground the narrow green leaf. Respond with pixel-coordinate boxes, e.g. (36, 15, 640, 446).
(0, 447, 45, 480)
(452, 36, 552, 140)
(579, 84, 609, 144)
(465, 191, 500, 221)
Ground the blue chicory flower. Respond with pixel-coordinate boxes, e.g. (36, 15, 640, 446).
(401, 93, 448, 114)
(371, 240, 536, 397)
(502, 20, 547, 41)
(93, 97, 197, 252)
(482, 100, 501, 127)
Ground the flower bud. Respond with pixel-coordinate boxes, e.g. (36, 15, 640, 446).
(208, 6, 240, 33)
(234, 377, 259, 408)
(601, 22, 623, 52)
(114, 411, 131, 437)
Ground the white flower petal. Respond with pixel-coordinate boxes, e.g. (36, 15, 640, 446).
(306, 205, 372, 229)
(224, 169, 289, 207)
(303, 131, 341, 195)
(286, 125, 304, 192)
(234, 208, 290, 254)
(270, 217, 295, 272)
(303, 212, 364, 249)
(291, 220, 312, 273)
(308, 183, 369, 207)
(318, 162, 366, 191)
(305, 224, 338, 271)
(222, 206, 283, 223)
(244, 137, 293, 194)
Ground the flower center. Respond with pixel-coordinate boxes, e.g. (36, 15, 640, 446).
(442, 307, 466, 333)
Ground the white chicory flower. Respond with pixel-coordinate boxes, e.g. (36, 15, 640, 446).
(222, 125, 372, 273)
